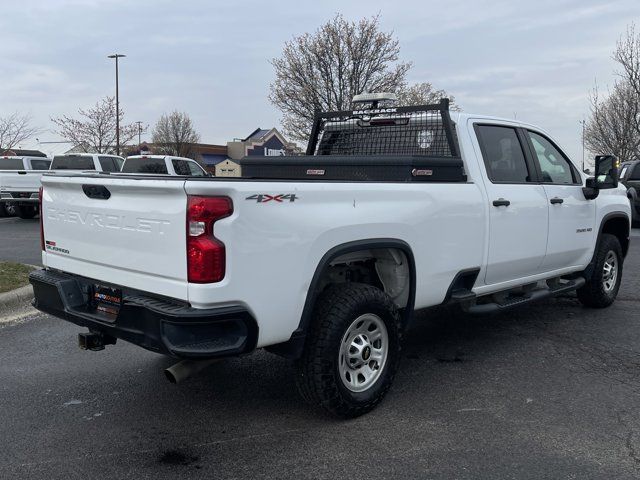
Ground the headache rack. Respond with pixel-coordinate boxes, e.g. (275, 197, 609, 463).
(240, 98, 466, 182)
(307, 98, 459, 157)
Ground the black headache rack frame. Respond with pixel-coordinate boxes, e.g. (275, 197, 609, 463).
(240, 98, 466, 182)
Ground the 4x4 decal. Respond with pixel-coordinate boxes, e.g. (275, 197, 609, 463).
(245, 194, 298, 203)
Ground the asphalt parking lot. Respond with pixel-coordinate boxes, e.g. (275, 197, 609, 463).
(1, 219, 640, 479)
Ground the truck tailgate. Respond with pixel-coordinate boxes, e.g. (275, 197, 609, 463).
(41, 175, 189, 300)
(1, 171, 43, 192)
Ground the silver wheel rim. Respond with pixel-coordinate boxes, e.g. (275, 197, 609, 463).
(602, 250, 618, 293)
(338, 313, 389, 393)
(5, 204, 16, 216)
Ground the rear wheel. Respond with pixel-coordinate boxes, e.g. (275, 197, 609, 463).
(295, 283, 402, 418)
(16, 205, 37, 219)
(577, 233, 623, 308)
(4, 203, 17, 216)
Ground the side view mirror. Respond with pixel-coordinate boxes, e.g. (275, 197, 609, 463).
(583, 155, 619, 200)
(594, 155, 619, 189)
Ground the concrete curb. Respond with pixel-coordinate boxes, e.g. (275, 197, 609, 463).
(0, 284, 34, 316)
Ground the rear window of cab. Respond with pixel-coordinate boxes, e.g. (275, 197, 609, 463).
(0, 158, 25, 170)
(51, 155, 95, 170)
(121, 157, 169, 174)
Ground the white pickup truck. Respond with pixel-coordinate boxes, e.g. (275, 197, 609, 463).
(0, 155, 51, 218)
(30, 97, 631, 417)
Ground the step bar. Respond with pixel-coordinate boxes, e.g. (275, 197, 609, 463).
(462, 277, 585, 315)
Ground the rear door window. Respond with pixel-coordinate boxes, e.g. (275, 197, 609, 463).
(172, 159, 191, 176)
(98, 156, 121, 172)
(51, 155, 95, 170)
(29, 159, 51, 170)
(630, 164, 640, 180)
(187, 161, 207, 176)
(476, 125, 532, 183)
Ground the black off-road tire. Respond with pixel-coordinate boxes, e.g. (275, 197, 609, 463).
(16, 205, 37, 219)
(295, 283, 403, 418)
(577, 233, 623, 308)
(5, 203, 17, 217)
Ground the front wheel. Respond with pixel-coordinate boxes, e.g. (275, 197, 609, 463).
(295, 283, 403, 418)
(577, 233, 623, 308)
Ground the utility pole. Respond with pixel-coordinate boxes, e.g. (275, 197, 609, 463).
(135, 121, 143, 146)
(107, 53, 126, 155)
(580, 119, 586, 172)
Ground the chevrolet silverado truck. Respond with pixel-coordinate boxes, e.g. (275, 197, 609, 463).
(30, 95, 631, 417)
(0, 155, 51, 218)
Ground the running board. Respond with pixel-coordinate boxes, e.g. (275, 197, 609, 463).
(465, 277, 585, 315)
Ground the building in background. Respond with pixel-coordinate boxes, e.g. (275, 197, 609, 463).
(126, 127, 300, 176)
(215, 159, 241, 177)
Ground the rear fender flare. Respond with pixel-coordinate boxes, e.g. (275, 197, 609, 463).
(267, 238, 416, 359)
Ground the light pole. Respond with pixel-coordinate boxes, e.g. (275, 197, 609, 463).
(107, 53, 126, 155)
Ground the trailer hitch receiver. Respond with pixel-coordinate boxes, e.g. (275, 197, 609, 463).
(78, 331, 117, 351)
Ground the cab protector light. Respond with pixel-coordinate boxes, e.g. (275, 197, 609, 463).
(186, 196, 233, 283)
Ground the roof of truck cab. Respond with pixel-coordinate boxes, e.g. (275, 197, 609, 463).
(451, 112, 543, 129)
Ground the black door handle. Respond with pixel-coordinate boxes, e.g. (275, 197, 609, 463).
(492, 198, 510, 207)
(550, 197, 564, 204)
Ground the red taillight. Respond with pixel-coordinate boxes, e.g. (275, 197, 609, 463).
(186, 196, 232, 283)
(39, 186, 44, 251)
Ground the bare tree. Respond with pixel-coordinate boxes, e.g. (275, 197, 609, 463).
(0, 113, 40, 151)
(151, 111, 200, 158)
(269, 14, 411, 143)
(614, 24, 640, 105)
(396, 82, 460, 110)
(584, 24, 640, 162)
(51, 96, 140, 153)
(585, 82, 640, 162)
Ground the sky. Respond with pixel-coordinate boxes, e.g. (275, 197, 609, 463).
(1, 0, 639, 163)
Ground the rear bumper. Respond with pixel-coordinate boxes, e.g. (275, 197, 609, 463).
(29, 269, 258, 359)
(1, 192, 38, 203)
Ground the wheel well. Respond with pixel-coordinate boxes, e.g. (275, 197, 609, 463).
(315, 248, 412, 308)
(602, 216, 630, 257)
(266, 241, 415, 359)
